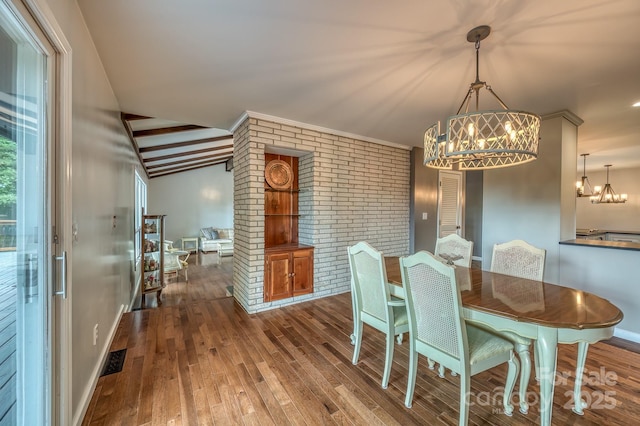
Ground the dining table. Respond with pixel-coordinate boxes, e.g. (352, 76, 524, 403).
(383, 256, 623, 426)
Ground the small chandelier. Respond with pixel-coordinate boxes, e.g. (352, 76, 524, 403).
(590, 165, 627, 204)
(424, 25, 540, 170)
(576, 153, 596, 197)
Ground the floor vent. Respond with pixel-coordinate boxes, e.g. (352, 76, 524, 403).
(101, 349, 127, 377)
(226, 285, 234, 296)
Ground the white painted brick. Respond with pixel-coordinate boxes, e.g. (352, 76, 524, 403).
(233, 115, 410, 314)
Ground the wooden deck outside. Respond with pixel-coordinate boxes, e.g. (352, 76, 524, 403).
(0, 251, 16, 423)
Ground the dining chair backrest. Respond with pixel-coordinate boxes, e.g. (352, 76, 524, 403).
(434, 234, 474, 268)
(400, 251, 468, 371)
(401, 251, 519, 421)
(348, 241, 391, 324)
(491, 239, 546, 281)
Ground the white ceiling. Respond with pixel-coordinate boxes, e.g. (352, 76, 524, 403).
(77, 0, 640, 173)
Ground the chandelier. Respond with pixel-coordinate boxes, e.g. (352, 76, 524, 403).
(424, 26, 540, 170)
(590, 165, 627, 204)
(576, 153, 596, 197)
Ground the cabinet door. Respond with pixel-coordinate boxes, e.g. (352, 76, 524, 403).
(292, 249, 313, 296)
(265, 252, 291, 302)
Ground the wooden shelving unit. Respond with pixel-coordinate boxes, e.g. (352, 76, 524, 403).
(141, 214, 165, 307)
(263, 153, 313, 302)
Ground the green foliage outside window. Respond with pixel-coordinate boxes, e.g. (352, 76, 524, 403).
(0, 135, 17, 212)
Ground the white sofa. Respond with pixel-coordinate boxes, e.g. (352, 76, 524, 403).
(200, 227, 234, 254)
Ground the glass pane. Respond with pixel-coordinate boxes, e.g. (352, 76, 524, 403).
(0, 4, 48, 425)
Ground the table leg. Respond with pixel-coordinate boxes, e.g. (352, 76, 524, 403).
(537, 327, 558, 426)
(572, 341, 590, 415)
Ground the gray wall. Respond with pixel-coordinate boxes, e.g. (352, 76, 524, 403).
(576, 166, 640, 232)
(45, 0, 141, 422)
(410, 147, 438, 253)
(482, 113, 578, 283)
(465, 171, 483, 258)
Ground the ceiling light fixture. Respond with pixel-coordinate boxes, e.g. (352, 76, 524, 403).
(590, 165, 627, 204)
(424, 25, 540, 170)
(576, 153, 596, 197)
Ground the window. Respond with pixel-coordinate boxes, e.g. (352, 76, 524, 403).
(134, 169, 147, 268)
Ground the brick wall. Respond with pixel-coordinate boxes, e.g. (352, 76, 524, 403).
(233, 114, 410, 313)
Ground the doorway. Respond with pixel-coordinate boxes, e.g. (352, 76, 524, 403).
(437, 170, 464, 238)
(0, 0, 70, 423)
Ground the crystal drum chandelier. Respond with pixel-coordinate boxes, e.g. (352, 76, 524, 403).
(590, 165, 627, 204)
(424, 26, 540, 170)
(576, 153, 596, 197)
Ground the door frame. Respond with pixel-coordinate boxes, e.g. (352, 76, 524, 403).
(18, 0, 73, 424)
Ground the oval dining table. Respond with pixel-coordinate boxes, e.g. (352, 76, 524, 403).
(383, 256, 623, 426)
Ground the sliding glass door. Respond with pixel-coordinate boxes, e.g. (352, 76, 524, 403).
(1, 1, 59, 424)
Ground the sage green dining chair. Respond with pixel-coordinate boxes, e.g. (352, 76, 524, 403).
(348, 242, 409, 389)
(400, 251, 519, 424)
(434, 234, 474, 268)
(490, 239, 546, 414)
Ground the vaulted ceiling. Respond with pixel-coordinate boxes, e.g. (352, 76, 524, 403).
(78, 0, 640, 176)
(121, 114, 233, 178)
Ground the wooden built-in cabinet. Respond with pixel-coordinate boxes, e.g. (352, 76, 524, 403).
(264, 153, 314, 302)
(264, 246, 314, 302)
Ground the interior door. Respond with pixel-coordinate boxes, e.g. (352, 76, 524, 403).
(437, 170, 463, 238)
(0, 1, 67, 424)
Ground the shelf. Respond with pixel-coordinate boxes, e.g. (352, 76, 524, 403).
(141, 214, 166, 307)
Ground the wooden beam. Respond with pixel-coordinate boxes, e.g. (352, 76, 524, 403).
(142, 144, 233, 162)
(138, 135, 233, 153)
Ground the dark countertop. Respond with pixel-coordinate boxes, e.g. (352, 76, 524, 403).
(575, 228, 639, 236)
(560, 239, 640, 251)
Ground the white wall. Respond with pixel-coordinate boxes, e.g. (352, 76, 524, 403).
(147, 164, 234, 243)
(576, 166, 640, 232)
(44, 0, 141, 422)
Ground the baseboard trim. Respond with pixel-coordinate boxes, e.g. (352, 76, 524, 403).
(614, 328, 640, 344)
(73, 304, 125, 426)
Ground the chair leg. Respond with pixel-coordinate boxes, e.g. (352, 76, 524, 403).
(534, 340, 541, 381)
(381, 332, 395, 389)
(515, 343, 532, 414)
(503, 351, 519, 417)
(351, 320, 363, 365)
(459, 373, 470, 426)
(396, 333, 403, 344)
(404, 342, 418, 408)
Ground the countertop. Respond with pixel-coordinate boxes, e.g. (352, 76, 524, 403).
(575, 228, 639, 237)
(560, 239, 640, 251)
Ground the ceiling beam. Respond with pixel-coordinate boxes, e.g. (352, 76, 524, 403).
(120, 112, 149, 179)
(149, 160, 228, 178)
(133, 124, 208, 138)
(146, 153, 233, 170)
(138, 135, 232, 152)
(142, 144, 233, 162)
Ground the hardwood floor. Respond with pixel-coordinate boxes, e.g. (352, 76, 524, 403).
(138, 252, 234, 309)
(84, 256, 640, 425)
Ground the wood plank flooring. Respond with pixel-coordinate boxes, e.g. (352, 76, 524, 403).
(84, 255, 640, 425)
